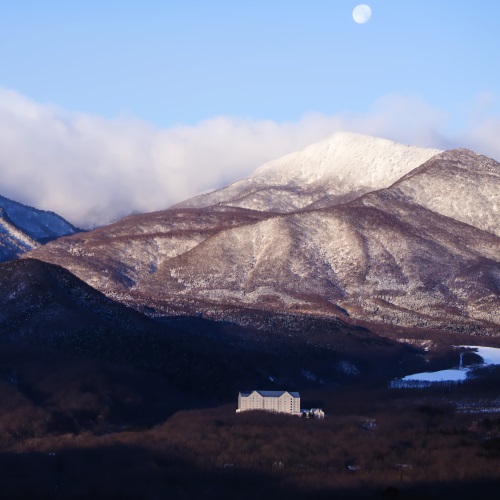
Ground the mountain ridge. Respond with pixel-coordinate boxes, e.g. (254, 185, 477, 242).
(174, 131, 442, 213)
(0, 193, 80, 262)
(24, 133, 500, 335)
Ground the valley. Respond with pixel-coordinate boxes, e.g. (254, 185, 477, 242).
(2, 339, 500, 499)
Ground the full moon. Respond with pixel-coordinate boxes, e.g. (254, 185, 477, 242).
(353, 4, 372, 24)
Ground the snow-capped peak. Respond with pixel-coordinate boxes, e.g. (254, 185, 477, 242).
(255, 131, 441, 186)
(176, 131, 442, 212)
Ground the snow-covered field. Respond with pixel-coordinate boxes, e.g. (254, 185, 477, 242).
(467, 346, 500, 365)
(390, 346, 500, 387)
(397, 369, 469, 384)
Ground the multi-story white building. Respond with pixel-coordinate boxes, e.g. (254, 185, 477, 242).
(236, 390, 300, 415)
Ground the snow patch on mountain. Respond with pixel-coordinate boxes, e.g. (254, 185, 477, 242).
(0, 208, 39, 260)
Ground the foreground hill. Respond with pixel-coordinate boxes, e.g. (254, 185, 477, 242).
(2, 258, 412, 397)
(26, 134, 500, 335)
(0, 258, 256, 396)
(2, 257, 431, 459)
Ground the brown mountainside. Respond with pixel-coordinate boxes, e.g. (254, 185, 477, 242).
(26, 138, 500, 335)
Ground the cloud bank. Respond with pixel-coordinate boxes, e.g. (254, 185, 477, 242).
(1, 88, 499, 227)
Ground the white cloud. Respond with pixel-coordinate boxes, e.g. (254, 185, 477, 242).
(457, 117, 500, 162)
(0, 88, 498, 227)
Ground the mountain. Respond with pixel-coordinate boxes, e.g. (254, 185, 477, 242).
(0, 194, 78, 242)
(0, 208, 39, 261)
(0, 258, 265, 397)
(0, 255, 430, 500)
(174, 131, 441, 212)
(0, 194, 79, 261)
(387, 148, 499, 237)
(26, 133, 500, 335)
(1, 258, 414, 404)
(0, 258, 155, 339)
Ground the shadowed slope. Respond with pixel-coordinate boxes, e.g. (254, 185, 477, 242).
(0, 208, 39, 261)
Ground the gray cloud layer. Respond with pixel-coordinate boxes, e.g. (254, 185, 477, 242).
(1, 89, 499, 227)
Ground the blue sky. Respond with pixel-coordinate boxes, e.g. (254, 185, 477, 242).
(2, 0, 499, 126)
(1, 1, 500, 225)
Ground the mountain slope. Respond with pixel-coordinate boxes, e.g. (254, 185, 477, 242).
(2, 258, 411, 404)
(26, 136, 500, 335)
(0, 208, 39, 261)
(24, 206, 272, 291)
(0, 258, 268, 395)
(136, 188, 499, 333)
(175, 131, 441, 212)
(389, 148, 499, 237)
(0, 193, 80, 262)
(0, 194, 78, 242)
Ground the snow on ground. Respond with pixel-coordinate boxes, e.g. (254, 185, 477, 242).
(391, 346, 500, 387)
(461, 346, 500, 366)
(399, 369, 468, 383)
(0, 211, 40, 260)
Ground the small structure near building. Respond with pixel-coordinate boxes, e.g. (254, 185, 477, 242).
(301, 408, 325, 419)
(237, 390, 300, 415)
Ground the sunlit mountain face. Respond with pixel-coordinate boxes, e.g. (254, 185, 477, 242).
(24, 132, 499, 336)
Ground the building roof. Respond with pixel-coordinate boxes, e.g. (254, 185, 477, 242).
(240, 390, 300, 398)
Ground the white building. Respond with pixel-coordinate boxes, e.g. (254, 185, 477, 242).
(237, 390, 300, 415)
